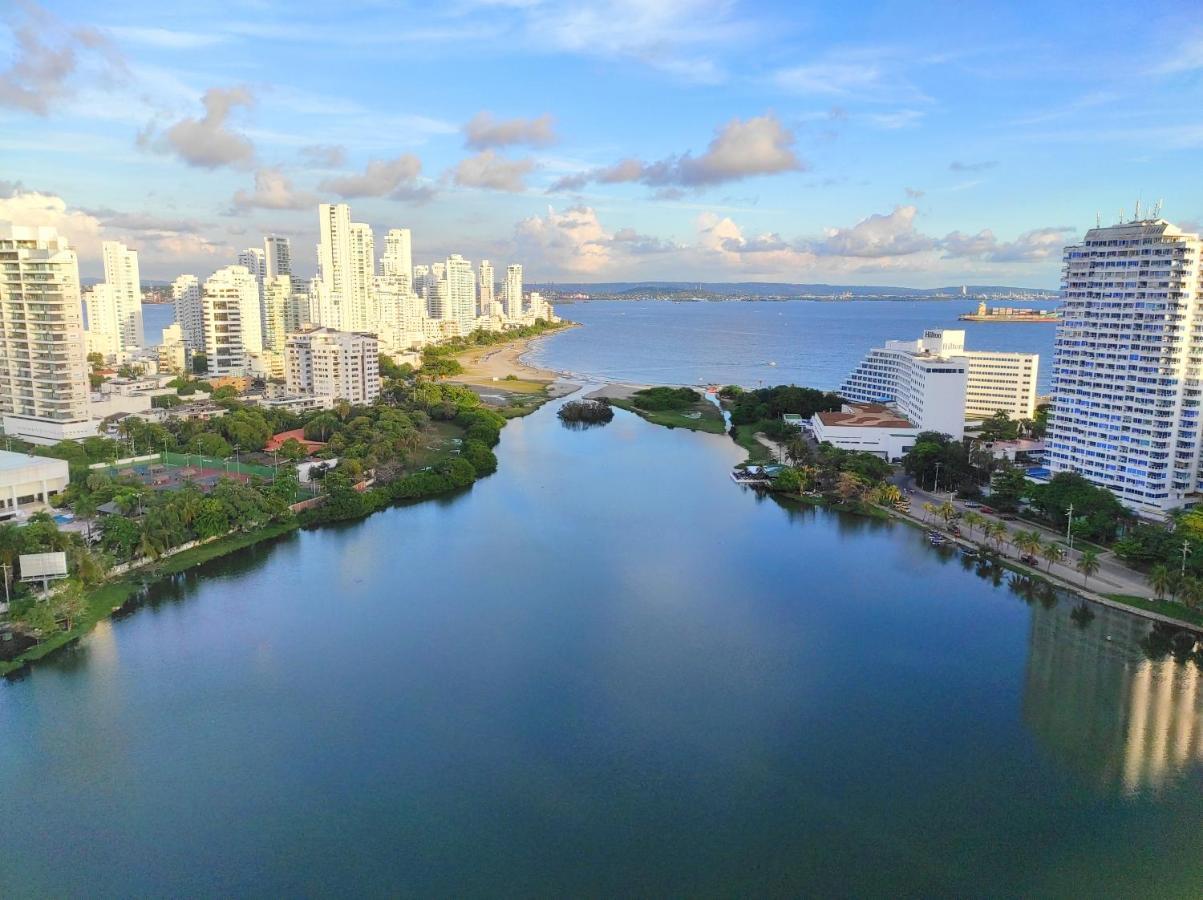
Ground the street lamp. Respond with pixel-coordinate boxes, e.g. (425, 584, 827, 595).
(1065, 502, 1075, 551)
(932, 461, 943, 494)
(1182, 540, 1192, 578)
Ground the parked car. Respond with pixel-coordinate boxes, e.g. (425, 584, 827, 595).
(999, 513, 1017, 521)
(963, 501, 982, 509)
(979, 506, 995, 515)
(1020, 554, 1039, 566)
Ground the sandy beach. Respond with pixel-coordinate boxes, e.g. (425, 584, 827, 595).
(451, 326, 581, 398)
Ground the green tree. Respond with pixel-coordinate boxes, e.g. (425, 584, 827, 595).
(1149, 564, 1173, 601)
(1040, 541, 1064, 573)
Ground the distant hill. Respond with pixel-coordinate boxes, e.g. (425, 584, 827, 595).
(529, 281, 1057, 297)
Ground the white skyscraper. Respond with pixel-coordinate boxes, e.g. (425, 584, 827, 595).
(202, 265, 263, 376)
(382, 228, 412, 286)
(262, 274, 291, 354)
(503, 263, 523, 320)
(348, 222, 376, 332)
(1047, 218, 1203, 516)
(318, 203, 376, 334)
(445, 254, 476, 331)
(238, 247, 266, 281)
(100, 240, 145, 350)
(479, 259, 495, 315)
(0, 225, 95, 443)
(171, 274, 203, 350)
(264, 235, 291, 278)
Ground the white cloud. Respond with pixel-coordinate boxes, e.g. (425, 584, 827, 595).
(232, 168, 317, 210)
(453, 150, 535, 192)
(318, 154, 430, 201)
(810, 205, 938, 258)
(105, 26, 225, 49)
(943, 226, 1074, 262)
(548, 113, 804, 193)
(148, 86, 256, 169)
(0, 3, 124, 114)
(464, 111, 556, 149)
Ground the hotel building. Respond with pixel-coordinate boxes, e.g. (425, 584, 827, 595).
(1045, 219, 1203, 516)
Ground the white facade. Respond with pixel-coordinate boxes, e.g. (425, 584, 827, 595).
(0, 450, 70, 518)
(262, 274, 291, 354)
(479, 259, 494, 315)
(264, 235, 291, 278)
(238, 247, 266, 282)
(503, 263, 523, 320)
(100, 240, 145, 350)
(810, 403, 920, 461)
(1047, 219, 1203, 516)
(171, 274, 204, 351)
(382, 228, 412, 286)
(840, 329, 969, 438)
(0, 225, 96, 444)
(286, 327, 380, 405)
(445, 254, 476, 332)
(202, 265, 262, 376)
(964, 351, 1039, 419)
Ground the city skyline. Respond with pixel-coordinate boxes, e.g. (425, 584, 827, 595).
(3, 1, 1202, 286)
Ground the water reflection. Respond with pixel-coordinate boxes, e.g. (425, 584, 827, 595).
(1024, 600, 1203, 794)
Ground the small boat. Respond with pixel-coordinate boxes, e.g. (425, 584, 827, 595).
(961, 547, 979, 558)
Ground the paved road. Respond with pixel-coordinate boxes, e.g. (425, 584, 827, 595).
(897, 476, 1153, 599)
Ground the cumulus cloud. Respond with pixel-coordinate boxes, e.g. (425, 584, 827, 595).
(548, 113, 804, 194)
(514, 205, 614, 274)
(318, 154, 430, 201)
(0, 187, 223, 272)
(810, 205, 938, 258)
(0, 2, 123, 113)
(232, 168, 317, 210)
(299, 144, 347, 168)
(464, 112, 556, 149)
(453, 150, 535, 192)
(149, 86, 256, 169)
(949, 159, 998, 172)
(943, 226, 1074, 262)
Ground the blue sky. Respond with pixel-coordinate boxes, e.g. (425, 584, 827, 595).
(2, 0, 1202, 286)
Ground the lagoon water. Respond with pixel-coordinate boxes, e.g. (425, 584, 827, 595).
(3, 308, 1203, 895)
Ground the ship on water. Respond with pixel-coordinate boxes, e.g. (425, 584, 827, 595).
(958, 301, 1059, 323)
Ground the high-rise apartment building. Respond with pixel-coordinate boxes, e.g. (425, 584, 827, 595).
(1046, 219, 1203, 516)
(262, 274, 291, 354)
(264, 235, 291, 278)
(318, 204, 376, 333)
(238, 247, 266, 281)
(445, 254, 476, 331)
(171, 274, 203, 350)
(202, 265, 263, 376)
(0, 225, 95, 443)
(504, 263, 523, 320)
(100, 240, 145, 350)
(286, 327, 380, 404)
(479, 260, 495, 315)
(963, 351, 1039, 420)
(382, 228, 412, 286)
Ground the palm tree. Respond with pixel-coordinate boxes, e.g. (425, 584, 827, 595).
(1149, 564, 1173, 601)
(1015, 530, 1042, 561)
(962, 510, 984, 538)
(1040, 542, 1064, 573)
(1180, 576, 1203, 610)
(986, 521, 1007, 551)
(938, 500, 957, 526)
(1076, 549, 1101, 587)
(921, 502, 937, 523)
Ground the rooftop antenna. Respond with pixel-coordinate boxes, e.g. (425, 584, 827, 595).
(1153, 198, 1164, 219)
(1135, 198, 1142, 221)
(1118, 208, 1125, 225)
(1095, 211, 1101, 228)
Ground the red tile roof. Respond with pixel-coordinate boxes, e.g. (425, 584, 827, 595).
(264, 428, 326, 452)
(815, 403, 913, 429)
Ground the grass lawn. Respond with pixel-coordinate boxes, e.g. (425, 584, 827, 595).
(730, 421, 776, 463)
(1105, 593, 1203, 628)
(609, 397, 727, 434)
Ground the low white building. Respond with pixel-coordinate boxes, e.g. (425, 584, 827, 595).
(0, 450, 70, 519)
(810, 403, 920, 461)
